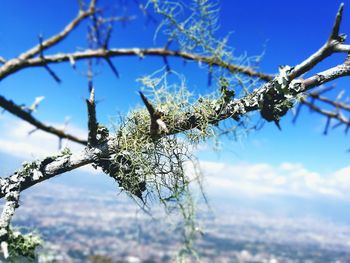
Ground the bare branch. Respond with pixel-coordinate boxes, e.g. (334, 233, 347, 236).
(17, 0, 97, 61)
(0, 95, 87, 145)
(295, 84, 350, 131)
(87, 87, 98, 146)
(307, 91, 350, 112)
(0, 48, 273, 81)
(300, 98, 350, 128)
(289, 3, 346, 79)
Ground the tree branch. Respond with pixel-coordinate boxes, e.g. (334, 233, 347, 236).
(1, 4, 350, 255)
(289, 3, 346, 79)
(17, 0, 97, 61)
(0, 48, 273, 81)
(0, 191, 20, 259)
(300, 98, 350, 134)
(0, 95, 87, 145)
(1, 54, 350, 199)
(0, 148, 100, 199)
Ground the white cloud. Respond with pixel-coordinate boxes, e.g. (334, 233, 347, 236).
(0, 114, 101, 175)
(200, 161, 350, 200)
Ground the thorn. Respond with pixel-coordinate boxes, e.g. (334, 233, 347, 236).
(309, 97, 315, 113)
(163, 56, 171, 72)
(139, 91, 155, 117)
(332, 121, 344, 129)
(345, 124, 350, 134)
(28, 128, 39, 136)
(44, 65, 62, 83)
(324, 117, 331, 135)
(105, 57, 119, 79)
(103, 25, 113, 49)
(231, 115, 240, 122)
(274, 120, 282, 130)
(38, 34, 61, 83)
(292, 103, 302, 124)
(330, 3, 344, 41)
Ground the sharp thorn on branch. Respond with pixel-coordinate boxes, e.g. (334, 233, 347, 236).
(333, 121, 344, 129)
(346, 125, 350, 134)
(324, 117, 331, 135)
(28, 128, 39, 136)
(274, 120, 282, 131)
(163, 56, 171, 72)
(38, 34, 62, 83)
(105, 57, 119, 79)
(43, 65, 62, 83)
(292, 103, 303, 124)
(330, 3, 344, 41)
(139, 91, 155, 117)
(87, 87, 98, 146)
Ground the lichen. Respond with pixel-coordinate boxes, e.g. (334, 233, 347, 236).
(1, 229, 41, 262)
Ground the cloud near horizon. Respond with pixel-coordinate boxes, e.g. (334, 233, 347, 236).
(201, 161, 350, 200)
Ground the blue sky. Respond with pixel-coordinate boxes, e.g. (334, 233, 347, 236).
(1, 0, 350, 222)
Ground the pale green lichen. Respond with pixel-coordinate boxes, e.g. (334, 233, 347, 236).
(102, 70, 244, 261)
(1, 229, 42, 262)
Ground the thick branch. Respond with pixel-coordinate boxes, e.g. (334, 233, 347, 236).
(0, 147, 103, 199)
(0, 191, 20, 259)
(171, 61, 350, 134)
